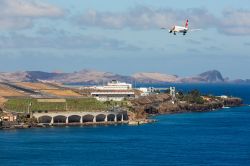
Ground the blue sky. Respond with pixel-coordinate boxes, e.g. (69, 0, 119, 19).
(0, 0, 250, 79)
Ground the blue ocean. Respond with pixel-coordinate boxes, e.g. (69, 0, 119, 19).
(1, 84, 250, 166)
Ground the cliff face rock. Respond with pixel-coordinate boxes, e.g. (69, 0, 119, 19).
(223, 97, 242, 106)
(199, 70, 224, 82)
(180, 70, 225, 83)
(157, 102, 224, 114)
(131, 94, 243, 117)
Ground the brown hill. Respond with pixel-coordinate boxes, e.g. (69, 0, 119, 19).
(0, 69, 248, 84)
(133, 72, 179, 83)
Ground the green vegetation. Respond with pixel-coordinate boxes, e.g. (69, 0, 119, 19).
(177, 89, 205, 104)
(4, 98, 120, 113)
(66, 98, 108, 111)
(5, 98, 63, 112)
(17, 114, 37, 124)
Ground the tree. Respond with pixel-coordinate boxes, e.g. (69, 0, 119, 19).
(185, 89, 204, 104)
(188, 89, 201, 98)
(176, 91, 184, 100)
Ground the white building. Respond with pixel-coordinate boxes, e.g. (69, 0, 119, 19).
(91, 91, 135, 101)
(80, 80, 133, 90)
(219, 95, 228, 99)
(99, 80, 132, 90)
(137, 87, 156, 96)
(83, 80, 132, 91)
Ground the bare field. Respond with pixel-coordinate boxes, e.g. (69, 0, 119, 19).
(41, 89, 82, 97)
(15, 82, 58, 90)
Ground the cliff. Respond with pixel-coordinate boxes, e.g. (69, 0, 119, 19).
(179, 70, 225, 83)
(131, 94, 243, 119)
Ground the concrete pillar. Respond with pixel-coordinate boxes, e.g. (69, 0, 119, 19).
(93, 116, 96, 123)
(105, 115, 108, 122)
(50, 117, 54, 124)
(80, 116, 83, 124)
(121, 114, 124, 122)
(114, 115, 117, 122)
(66, 117, 69, 124)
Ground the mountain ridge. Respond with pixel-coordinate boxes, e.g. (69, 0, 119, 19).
(0, 69, 248, 84)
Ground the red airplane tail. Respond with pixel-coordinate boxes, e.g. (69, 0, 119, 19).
(185, 20, 189, 28)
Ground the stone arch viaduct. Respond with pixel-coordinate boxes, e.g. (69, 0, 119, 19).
(33, 111, 128, 124)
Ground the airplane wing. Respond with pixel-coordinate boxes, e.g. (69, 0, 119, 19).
(190, 29, 202, 32)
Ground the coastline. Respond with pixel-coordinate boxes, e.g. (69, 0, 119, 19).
(0, 104, 244, 130)
(1, 103, 244, 130)
(0, 121, 130, 130)
(0, 92, 244, 129)
(130, 93, 243, 120)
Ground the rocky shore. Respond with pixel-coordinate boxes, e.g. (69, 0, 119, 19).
(130, 93, 243, 119)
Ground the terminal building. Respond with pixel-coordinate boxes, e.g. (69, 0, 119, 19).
(91, 91, 135, 102)
(84, 80, 132, 91)
(89, 80, 135, 101)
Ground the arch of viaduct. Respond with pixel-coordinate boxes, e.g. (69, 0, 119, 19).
(33, 111, 128, 124)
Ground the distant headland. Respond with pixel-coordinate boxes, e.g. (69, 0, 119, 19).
(0, 69, 250, 84)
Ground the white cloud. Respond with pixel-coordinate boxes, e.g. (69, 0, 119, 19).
(76, 6, 216, 29)
(76, 6, 250, 36)
(0, 0, 64, 30)
(219, 9, 250, 35)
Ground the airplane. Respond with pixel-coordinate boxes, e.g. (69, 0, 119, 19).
(161, 20, 200, 35)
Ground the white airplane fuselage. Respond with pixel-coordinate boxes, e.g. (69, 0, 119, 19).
(170, 26, 188, 35)
(169, 20, 189, 35)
